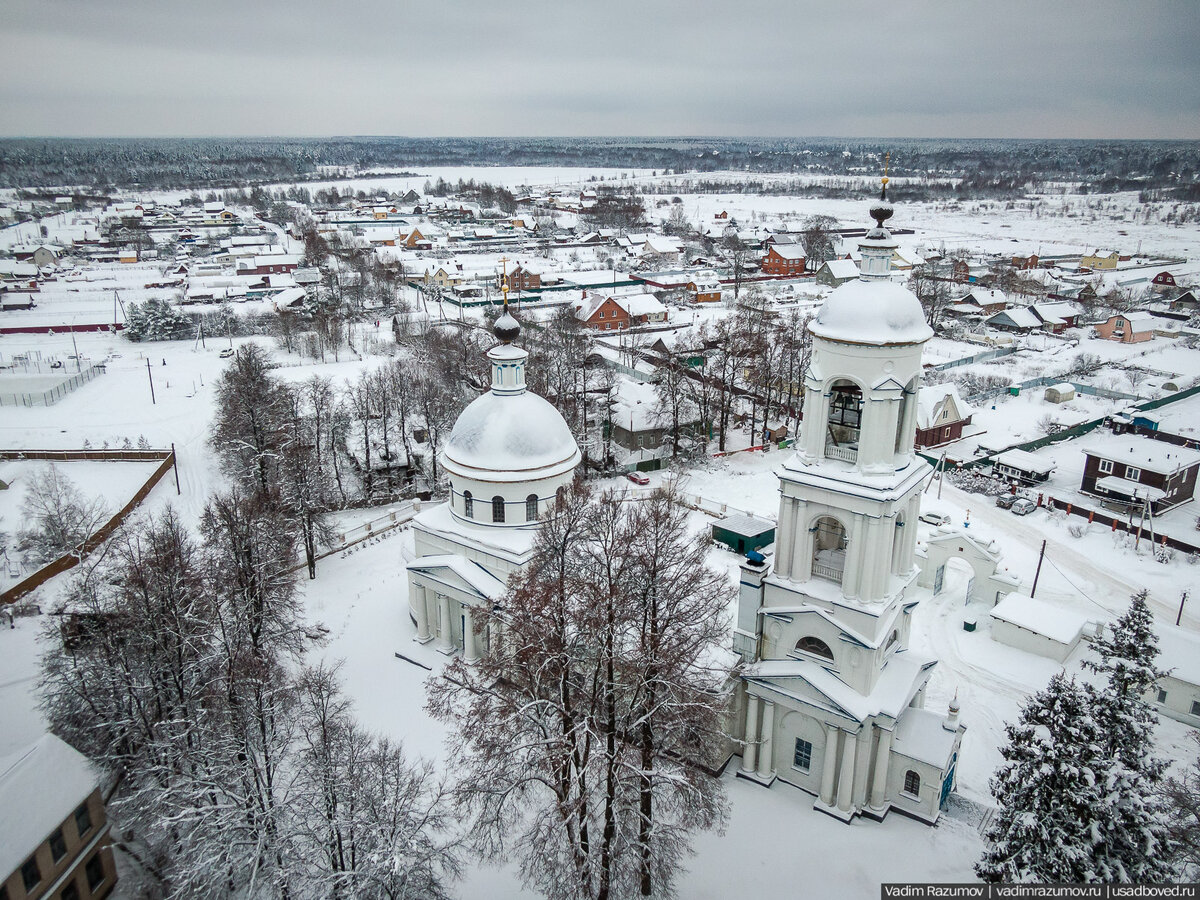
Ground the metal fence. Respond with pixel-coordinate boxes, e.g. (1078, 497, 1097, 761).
(928, 345, 1017, 372)
(0, 364, 106, 407)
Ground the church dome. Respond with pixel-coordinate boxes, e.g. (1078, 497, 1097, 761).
(809, 278, 933, 347)
(443, 390, 580, 483)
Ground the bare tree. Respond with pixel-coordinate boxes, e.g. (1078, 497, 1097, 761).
(18, 465, 108, 566)
(801, 214, 837, 267)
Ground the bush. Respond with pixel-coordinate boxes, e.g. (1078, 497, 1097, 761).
(1068, 522, 1087, 539)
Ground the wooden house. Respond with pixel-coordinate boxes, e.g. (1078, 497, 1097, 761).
(1080, 438, 1200, 513)
(914, 384, 973, 448)
(1094, 311, 1156, 343)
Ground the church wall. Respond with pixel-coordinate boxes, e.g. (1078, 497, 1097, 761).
(447, 471, 571, 528)
(774, 709, 830, 795)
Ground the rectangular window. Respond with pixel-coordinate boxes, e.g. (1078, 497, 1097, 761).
(61, 881, 80, 900)
(21, 855, 41, 892)
(793, 738, 813, 771)
(85, 854, 105, 892)
(1192, 700, 1200, 718)
(1126, 466, 1141, 481)
(74, 801, 92, 837)
(1098, 459, 1114, 475)
(49, 825, 68, 862)
(1157, 689, 1167, 703)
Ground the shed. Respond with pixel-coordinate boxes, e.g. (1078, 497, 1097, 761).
(1043, 382, 1075, 404)
(993, 448, 1055, 484)
(712, 513, 775, 555)
(1148, 624, 1200, 725)
(988, 593, 1087, 662)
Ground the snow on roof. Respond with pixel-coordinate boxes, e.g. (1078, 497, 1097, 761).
(1112, 310, 1157, 332)
(442, 388, 581, 482)
(1155, 624, 1200, 686)
(768, 244, 806, 261)
(810, 279, 932, 347)
(989, 593, 1087, 645)
(0, 734, 100, 877)
(987, 306, 1042, 329)
(406, 553, 506, 600)
(994, 448, 1055, 474)
(611, 378, 661, 431)
(820, 259, 859, 279)
(891, 706, 959, 767)
(916, 383, 972, 430)
(1093, 475, 1166, 502)
(1048, 382, 1075, 393)
(1082, 435, 1200, 474)
(619, 292, 667, 317)
(714, 513, 775, 537)
(964, 288, 1008, 306)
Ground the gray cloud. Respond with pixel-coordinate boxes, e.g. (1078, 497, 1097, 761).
(1, 0, 1197, 138)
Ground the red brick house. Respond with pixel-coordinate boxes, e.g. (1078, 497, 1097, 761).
(574, 292, 668, 331)
(761, 244, 806, 276)
(505, 264, 543, 291)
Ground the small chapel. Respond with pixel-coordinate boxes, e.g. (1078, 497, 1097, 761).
(730, 178, 965, 825)
(405, 306, 581, 658)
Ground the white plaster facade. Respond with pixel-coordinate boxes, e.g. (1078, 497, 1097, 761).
(406, 313, 581, 657)
(731, 194, 965, 826)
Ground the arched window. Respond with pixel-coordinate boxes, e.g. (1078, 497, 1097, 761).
(492, 496, 505, 523)
(526, 494, 538, 522)
(904, 770, 921, 796)
(463, 490, 473, 519)
(810, 516, 847, 585)
(795, 636, 834, 661)
(825, 380, 862, 460)
(555, 485, 566, 509)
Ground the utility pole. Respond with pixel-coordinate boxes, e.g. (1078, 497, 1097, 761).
(1178, 590, 1190, 627)
(171, 442, 181, 495)
(1030, 539, 1047, 598)
(146, 357, 156, 405)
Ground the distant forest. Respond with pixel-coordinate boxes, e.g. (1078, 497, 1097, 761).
(0, 136, 1197, 200)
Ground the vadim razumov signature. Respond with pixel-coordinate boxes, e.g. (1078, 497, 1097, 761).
(882, 885, 1199, 899)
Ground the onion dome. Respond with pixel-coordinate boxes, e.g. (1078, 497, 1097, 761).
(494, 312, 521, 343)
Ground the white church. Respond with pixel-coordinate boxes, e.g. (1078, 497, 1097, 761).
(405, 309, 581, 659)
(730, 183, 965, 825)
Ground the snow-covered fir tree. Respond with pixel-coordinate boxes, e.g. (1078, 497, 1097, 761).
(978, 673, 1116, 883)
(1081, 591, 1177, 882)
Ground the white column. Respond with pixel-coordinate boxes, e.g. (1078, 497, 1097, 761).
(756, 701, 775, 780)
(836, 729, 858, 814)
(777, 497, 797, 578)
(870, 727, 893, 809)
(843, 513, 866, 598)
(802, 388, 824, 461)
(820, 723, 838, 806)
(435, 593, 453, 653)
(413, 584, 431, 643)
(741, 694, 760, 774)
(463, 605, 479, 662)
(898, 385, 919, 460)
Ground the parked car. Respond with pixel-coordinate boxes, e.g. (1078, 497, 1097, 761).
(1011, 498, 1037, 516)
(49, 360, 63, 369)
(626, 472, 650, 485)
(995, 493, 1018, 509)
(918, 509, 952, 527)
(219, 348, 235, 359)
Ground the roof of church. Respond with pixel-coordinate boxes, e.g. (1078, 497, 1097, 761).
(443, 389, 580, 482)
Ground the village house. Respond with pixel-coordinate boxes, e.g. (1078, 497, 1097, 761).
(959, 288, 1010, 315)
(1151, 270, 1178, 290)
(236, 254, 300, 276)
(685, 274, 723, 303)
(574, 291, 668, 330)
(761, 243, 806, 276)
(985, 306, 1043, 333)
(1079, 437, 1200, 514)
(0, 734, 118, 900)
(1170, 290, 1198, 312)
(505, 263, 544, 291)
(914, 383, 973, 448)
(815, 258, 859, 287)
(1094, 311, 1156, 343)
(609, 378, 705, 455)
(1080, 248, 1120, 270)
(423, 261, 465, 289)
(993, 448, 1055, 485)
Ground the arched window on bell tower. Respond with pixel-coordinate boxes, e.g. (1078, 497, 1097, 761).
(810, 515, 848, 585)
(825, 380, 862, 462)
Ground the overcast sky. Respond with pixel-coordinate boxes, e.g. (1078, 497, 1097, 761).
(2, 0, 1197, 140)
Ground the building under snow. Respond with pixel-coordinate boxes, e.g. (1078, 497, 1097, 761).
(405, 311, 581, 658)
(730, 184, 965, 826)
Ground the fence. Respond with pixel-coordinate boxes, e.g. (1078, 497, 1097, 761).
(969, 375, 1141, 406)
(928, 346, 1017, 372)
(1043, 496, 1200, 556)
(1, 447, 179, 605)
(0, 364, 107, 407)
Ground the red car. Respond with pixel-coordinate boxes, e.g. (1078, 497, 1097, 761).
(626, 472, 650, 485)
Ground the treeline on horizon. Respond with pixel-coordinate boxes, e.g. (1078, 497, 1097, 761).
(0, 135, 1197, 199)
